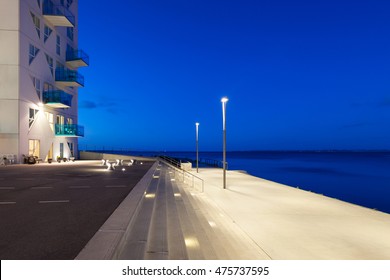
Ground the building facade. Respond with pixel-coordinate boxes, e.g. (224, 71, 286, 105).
(0, 0, 88, 163)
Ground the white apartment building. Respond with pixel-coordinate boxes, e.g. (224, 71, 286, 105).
(0, 0, 88, 163)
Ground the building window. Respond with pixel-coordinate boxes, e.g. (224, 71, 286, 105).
(30, 12, 40, 38)
(29, 108, 39, 129)
(67, 117, 73, 124)
(44, 25, 52, 43)
(45, 54, 54, 75)
(29, 44, 40, 65)
(67, 27, 73, 41)
(56, 61, 64, 69)
(60, 143, 64, 158)
(31, 77, 41, 99)
(56, 115, 65, 137)
(66, 44, 73, 58)
(45, 112, 54, 132)
(56, 115, 64, 125)
(56, 35, 61, 55)
(29, 139, 40, 157)
(67, 142, 74, 156)
(60, 0, 72, 8)
(43, 82, 54, 92)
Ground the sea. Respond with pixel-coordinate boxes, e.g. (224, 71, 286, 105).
(102, 150, 390, 214)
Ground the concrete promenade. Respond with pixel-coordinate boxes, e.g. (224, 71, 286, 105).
(78, 159, 390, 260)
(192, 168, 390, 259)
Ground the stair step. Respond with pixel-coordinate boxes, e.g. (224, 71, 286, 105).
(165, 171, 189, 260)
(175, 180, 235, 259)
(175, 181, 220, 259)
(117, 169, 160, 259)
(145, 169, 168, 260)
(117, 163, 270, 260)
(177, 179, 270, 259)
(170, 179, 205, 260)
(188, 189, 245, 258)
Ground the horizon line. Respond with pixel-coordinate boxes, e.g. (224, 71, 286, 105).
(81, 149, 390, 153)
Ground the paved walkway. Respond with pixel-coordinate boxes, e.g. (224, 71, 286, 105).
(77, 160, 390, 260)
(192, 168, 390, 259)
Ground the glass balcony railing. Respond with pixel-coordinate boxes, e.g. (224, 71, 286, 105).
(55, 124, 84, 137)
(66, 50, 90, 68)
(55, 68, 84, 87)
(43, 90, 73, 108)
(43, 0, 75, 27)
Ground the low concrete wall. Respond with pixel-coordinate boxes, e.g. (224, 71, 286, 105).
(181, 162, 192, 171)
(80, 151, 156, 162)
(79, 151, 104, 160)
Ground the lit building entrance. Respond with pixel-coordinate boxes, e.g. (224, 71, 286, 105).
(28, 139, 40, 157)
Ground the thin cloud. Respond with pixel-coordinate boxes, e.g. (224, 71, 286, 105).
(350, 96, 390, 108)
(340, 122, 372, 129)
(378, 97, 390, 107)
(79, 100, 120, 113)
(80, 100, 97, 109)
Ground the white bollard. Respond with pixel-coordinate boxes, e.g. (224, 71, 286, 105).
(106, 161, 116, 170)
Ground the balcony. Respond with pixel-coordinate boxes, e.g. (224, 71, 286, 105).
(55, 124, 84, 137)
(55, 68, 84, 87)
(66, 50, 89, 68)
(43, 90, 73, 108)
(43, 0, 75, 27)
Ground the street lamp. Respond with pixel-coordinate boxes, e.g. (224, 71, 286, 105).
(195, 122, 199, 173)
(221, 97, 228, 189)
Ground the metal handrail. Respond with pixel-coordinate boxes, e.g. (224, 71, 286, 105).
(199, 158, 227, 168)
(66, 49, 90, 65)
(55, 68, 84, 86)
(159, 155, 181, 168)
(158, 156, 204, 192)
(43, 1, 75, 26)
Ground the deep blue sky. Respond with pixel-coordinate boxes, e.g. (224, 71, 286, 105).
(77, 0, 390, 151)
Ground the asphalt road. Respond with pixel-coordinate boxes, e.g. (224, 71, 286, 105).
(0, 160, 154, 260)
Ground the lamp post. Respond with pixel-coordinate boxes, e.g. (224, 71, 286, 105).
(195, 122, 199, 173)
(221, 97, 228, 189)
